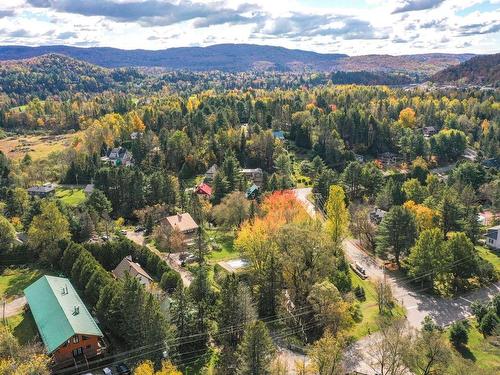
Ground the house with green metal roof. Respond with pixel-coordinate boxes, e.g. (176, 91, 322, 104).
(245, 183, 260, 199)
(24, 275, 105, 364)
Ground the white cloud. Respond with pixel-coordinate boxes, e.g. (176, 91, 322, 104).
(0, 0, 496, 54)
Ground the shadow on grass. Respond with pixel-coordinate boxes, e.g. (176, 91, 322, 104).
(3, 267, 44, 299)
(10, 311, 38, 345)
(456, 344, 477, 362)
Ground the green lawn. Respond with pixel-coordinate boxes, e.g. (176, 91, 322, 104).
(56, 188, 86, 206)
(476, 246, 500, 273)
(448, 319, 500, 371)
(0, 267, 46, 301)
(348, 271, 405, 339)
(5, 311, 38, 345)
(205, 229, 239, 263)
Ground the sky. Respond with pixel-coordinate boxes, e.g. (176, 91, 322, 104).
(0, 0, 498, 55)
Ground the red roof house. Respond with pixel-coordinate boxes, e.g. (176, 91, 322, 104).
(195, 183, 212, 197)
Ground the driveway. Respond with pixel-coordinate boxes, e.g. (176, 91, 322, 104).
(125, 230, 193, 287)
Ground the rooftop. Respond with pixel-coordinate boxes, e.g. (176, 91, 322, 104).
(165, 212, 199, 233)
(112, 256, 153, 282)
(24, 275, 103, 354)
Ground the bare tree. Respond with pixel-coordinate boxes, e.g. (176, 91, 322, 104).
(350, 204, 376, 252)
(367, 320, 412, 375)
(154, 223, 186, 254)
(375, 277, 394, 315)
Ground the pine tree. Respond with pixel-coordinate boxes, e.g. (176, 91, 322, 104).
(236, 321, 275, 375)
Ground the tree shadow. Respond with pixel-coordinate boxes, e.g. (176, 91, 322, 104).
(456, 345, 476, 362)
(11, 311, 38, 345)
(4, 267, 43, 298)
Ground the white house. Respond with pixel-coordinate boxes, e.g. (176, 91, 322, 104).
(485, 225, 500, 250)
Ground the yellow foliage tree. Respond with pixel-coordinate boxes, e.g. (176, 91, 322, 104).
(325, 185, 349, 246)
(133, 360, 182, 375)
(404, 200, 440, 232)
(398, 107, 417, 128)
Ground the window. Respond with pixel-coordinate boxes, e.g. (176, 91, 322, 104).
(72, 336, 80, 344)
(82, 335, 89, 341)
(72, 347, 83, 357)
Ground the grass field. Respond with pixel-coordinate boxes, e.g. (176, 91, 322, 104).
(56, 188, 86, 206)
(349, 271, 405, 339)
(0, 133, 81, 160)
(206, 229, 239, 263)
(5, 311, 38, 345)
(448, 319, 500, 371)
(0, 267, 46, 301)
(476, 246, 500, 272)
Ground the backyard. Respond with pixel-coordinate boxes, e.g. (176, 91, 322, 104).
(348, 271, 405, 339)
(55, 187, 86, 207)
(447, 318, 500, 371)
(205, 228, 239, 263)
(0, 266, 46, 302)
(476, 245, 500, 273)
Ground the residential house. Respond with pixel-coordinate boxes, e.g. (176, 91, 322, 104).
(24, 276, 105, 364)
(101, 147, 133, 167)
(84, 184, 94, 196)
(481, 158, 500, 170)
(163, 213, 199, 245)
(369, 208, 387, 224)
(112, 256, 153, 287)
(241, 168, 264, 186)
(245, 184, 259, 199)
(378, 152, 400, 167)
(195, 183, 212, 198)
(422, 126, 437, 138)
(130, 132, 142, 140)
(205, 164, 218, 181)
(485, 225, 500, 250)
(27, 183, 56, 197)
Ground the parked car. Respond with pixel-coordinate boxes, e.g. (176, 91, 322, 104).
(116, 363, 131, 375)
(102, 368, 113, 375)
(134, 226, 144, 232)
(181, 254, 197, 266)
(120, 229, 127, 235)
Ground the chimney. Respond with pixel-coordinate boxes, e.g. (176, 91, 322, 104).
(61, 285, 68, 295)
(73, 305, 80, 315)
(177, 213, 182, 221)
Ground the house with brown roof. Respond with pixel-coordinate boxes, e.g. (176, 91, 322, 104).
(163, 213, 199, 245)
(112, 256, 153, 287)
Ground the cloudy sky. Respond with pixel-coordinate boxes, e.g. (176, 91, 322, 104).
(0, 0, 498, 55)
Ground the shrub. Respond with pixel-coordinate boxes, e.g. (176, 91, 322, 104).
(160, 271, 181, 292)
(470, 300, 488, 323)
(479, 311, 499, 336)
(449, 321, 468, 347)
(354, 285, 366, 301)
(491, 294, 500, 317)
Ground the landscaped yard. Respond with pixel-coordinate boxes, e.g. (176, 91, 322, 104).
(348, 271, 405, 339)
(0, 267, 46, 301)
(56, 188, 86, 207)
(205, 229, 239, 263)
(476, 246, 500, 273)
(5, 311, 38, 345)
(447, 318, 500, 371)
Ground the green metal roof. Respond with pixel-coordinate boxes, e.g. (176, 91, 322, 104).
(24, 275, 103, 354)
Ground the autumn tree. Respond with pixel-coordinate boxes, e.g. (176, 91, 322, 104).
(308, 330, 345, 375)
(28, 200, 70, 263)
(0, 215, 16, 253)
(398, 108, 417, 128)
(212, 191, 250, 228)
(325, 185, 349, 246)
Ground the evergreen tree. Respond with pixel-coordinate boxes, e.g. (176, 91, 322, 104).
(236, 321, 275, 375)
(376, 205, 417, 268)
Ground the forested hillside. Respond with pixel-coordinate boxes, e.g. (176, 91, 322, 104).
(0, 44, 474, 75)
(0, 54, 142, 100)
(432, 53, 500, 86)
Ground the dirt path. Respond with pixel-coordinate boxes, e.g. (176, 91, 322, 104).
(2, 296, 27, 318)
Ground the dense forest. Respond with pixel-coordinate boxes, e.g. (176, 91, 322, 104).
(433, 53, 500, 87)
(0, 55, 499, 375)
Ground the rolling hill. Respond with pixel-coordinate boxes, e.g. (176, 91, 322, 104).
(0, 44, 474, 75)
(431, 53, 500, 87)
(0, 54, 142, 99)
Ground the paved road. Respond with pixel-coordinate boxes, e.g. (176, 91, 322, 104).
(292, 188, 500, 374)
(125, 230, 193, 287)
(2, 296, 27, 318)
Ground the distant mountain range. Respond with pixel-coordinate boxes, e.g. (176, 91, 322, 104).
(0, 44, 475, 75)
(432, 53, 500, 87)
